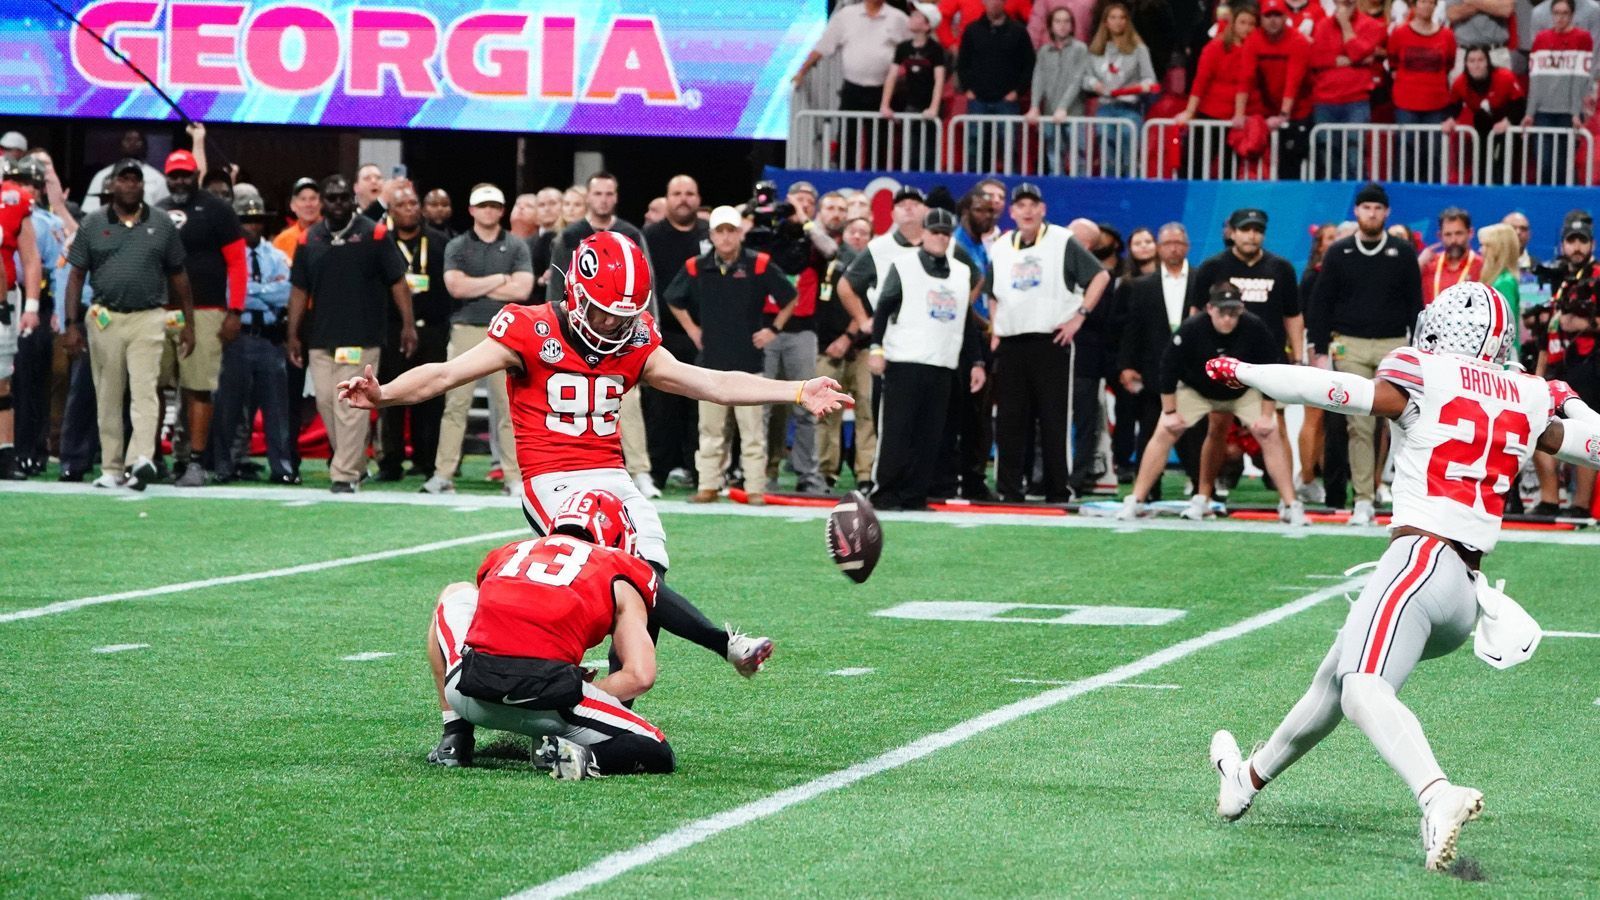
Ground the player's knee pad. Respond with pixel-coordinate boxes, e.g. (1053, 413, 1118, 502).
(1338, 672, 1394, 722)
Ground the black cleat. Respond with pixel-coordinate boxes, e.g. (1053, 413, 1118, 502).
(427, 730, 474, 767)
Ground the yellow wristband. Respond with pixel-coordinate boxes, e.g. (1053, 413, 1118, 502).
(795, 380, 807, 405)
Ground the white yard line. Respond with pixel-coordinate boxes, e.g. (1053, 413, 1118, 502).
(341, 652, 396, 662)
(1544, 630, 1600, 639)
(92, 644, 149, 654)
(506, 577, 1364, 900)
(0, 530, 523, 625)
(8, 481, 1596, 547)
(829, 668, 875, 677)
(1007, 678, 1179, 689)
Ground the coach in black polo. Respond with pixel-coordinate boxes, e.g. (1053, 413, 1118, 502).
(286, 174, 415, 493)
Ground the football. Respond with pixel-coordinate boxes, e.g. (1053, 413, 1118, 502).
(826, 490, 883, 583)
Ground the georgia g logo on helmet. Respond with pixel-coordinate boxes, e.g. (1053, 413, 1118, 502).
(576, 245, 600, 280)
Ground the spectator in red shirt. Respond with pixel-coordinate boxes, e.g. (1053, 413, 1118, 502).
(1389, 0, 1456, 125)
(1444, 45, 1524, 181)
(1178, 6, 1260, 127)
(1284, 0, 1328, 38)
(1241, 0, 1314, 176)
(1310, 0, 1387, 178)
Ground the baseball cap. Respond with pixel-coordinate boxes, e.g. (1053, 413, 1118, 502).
(1563, 220, 1594, 241)
(1010, 182, 1044, 203)
(233, 194, 267, 218)
(164, 149, 198, 174)
(1229, 208, 1268, 230)
(1208, 281, 1245, 308)
(112, 158, 145, 179)
(1354, 182, 1390, 207)
(0, 131, 26, 152)
(912, 1, 942, 29)
(709, 205, 743, 231)
(787, 180, 817, 198)
(1260, 0, 1288, 14)
(291, 176, 320, 196)
(924, 208, 958, 234)
(892, 185, 927, 205)
(10, 156, 45, 187)
(468, 184, 506, 206)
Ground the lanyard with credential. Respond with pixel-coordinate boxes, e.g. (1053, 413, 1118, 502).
(395, 235, 428, 274)
(1432, 249, 1477, 299)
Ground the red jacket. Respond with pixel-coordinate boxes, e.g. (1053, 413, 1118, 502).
(1387, 22, 1456, 112)
(1191, 36, 1256, 119)
(1309, 14, 1386, 105)
(1448, 66, 1524, 129)
(1241, 27, 1313, 119)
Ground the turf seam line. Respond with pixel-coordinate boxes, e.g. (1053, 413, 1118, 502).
(506, 576, 1366, 900)
(0, 529, 524, 624)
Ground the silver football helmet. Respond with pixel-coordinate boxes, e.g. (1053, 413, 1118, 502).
(1413, 281, 1513, 366)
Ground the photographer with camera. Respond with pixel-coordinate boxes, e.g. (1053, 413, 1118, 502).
(742, 180, 839, 494)
(1535, 216, 1600, 517)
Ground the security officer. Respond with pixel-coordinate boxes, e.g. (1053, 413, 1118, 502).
(867, 208, 986, 511)
(376, 185, 450, 481)
(211, 193, 295, 484)
(987, 182, 1109, 503)
(837, 186, 928, 330)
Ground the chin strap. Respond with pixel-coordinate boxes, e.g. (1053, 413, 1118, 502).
(1205, 358, 1377, 415)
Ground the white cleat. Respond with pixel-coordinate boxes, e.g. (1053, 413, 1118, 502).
(1421, 783, 1484, 871)
(1280, 500, 1309, 527)
(633, 471, 662, 499)
(1115, 495, 1146, 520)
(91, 472, 124, 489)
(1180, 494, 1215, 521)
(549, 737, 603, 781)
(420, 475, 455, 495)
(725, 626, 773, 677)
(1348, 499, 1376, 527)
(1295, 479, 1325, 505)
(1210, 730, 1257, 821)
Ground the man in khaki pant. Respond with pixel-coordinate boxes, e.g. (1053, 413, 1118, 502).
(664, 206, 798, 503)
(63, 158, 193, 490)
(814, 216, 877, 488)
(423, 184, 533, 496)
(286, 175, 415, 492)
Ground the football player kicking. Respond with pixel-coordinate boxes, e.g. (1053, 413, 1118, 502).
(430, 488, 674, 778)
(340, 231, 851, 765)
(1201, 282, 1600, 870)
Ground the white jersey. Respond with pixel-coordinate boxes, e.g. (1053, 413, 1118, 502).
(1378, 348, 1558, 553)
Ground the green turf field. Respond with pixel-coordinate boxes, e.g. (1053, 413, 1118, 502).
(4, 486, 1598, 897)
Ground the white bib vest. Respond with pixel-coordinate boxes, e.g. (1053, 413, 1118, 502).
(988, 224, 1078, 338)
(866, 231, 922, 308)
(883, 253, 971, 370)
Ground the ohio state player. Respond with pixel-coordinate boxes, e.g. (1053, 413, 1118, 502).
(341, 230, 850, 682)
(1199, 282, 1600, 871)
(429, 489, 674, 778)
(0, 162, 44, 480)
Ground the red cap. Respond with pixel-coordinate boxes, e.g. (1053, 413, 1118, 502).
(164, 149, 198, 174)
(1260, 0, 1288, 13)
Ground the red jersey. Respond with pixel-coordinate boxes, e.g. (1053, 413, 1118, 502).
(465, 535, 658, 664)
(1387, 22, 1456, 112)
(1421, 251, 1484, 305)
(1284, 0, 1326, 40)
(0, 180, 33, 293)
(1191, 37, 1257, 120)
(1241, 27, 1313, 119)
(488, 301, 662, 478)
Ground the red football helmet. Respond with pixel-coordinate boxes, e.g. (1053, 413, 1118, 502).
(549, 488, 638, 555)
(565, 230, 650, 355)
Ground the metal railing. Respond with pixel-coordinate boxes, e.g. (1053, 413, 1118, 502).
(946, 114, 1138, 178)
(1305, 123, 1481, 184)
(785, 92, 1594, 187)
(1142, 119, 1282, 181)
(1482, 125, 1594, 185)
(788, 110, 943, 172)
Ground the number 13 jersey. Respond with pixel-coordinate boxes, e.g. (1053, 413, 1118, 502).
(488, 302, 661, 478)
(1378, 347, 1555, 553)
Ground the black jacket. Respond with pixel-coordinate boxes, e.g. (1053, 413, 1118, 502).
(1119, 268, 1195, 378)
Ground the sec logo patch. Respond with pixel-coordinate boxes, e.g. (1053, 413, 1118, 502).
(539, 338, 564, 363)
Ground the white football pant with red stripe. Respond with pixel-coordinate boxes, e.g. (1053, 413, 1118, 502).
(1250, 535, 1476, 804)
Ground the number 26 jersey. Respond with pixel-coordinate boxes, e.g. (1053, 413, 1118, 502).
(487, 302, 661, 478)
(1378, 348, 1554, 553)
